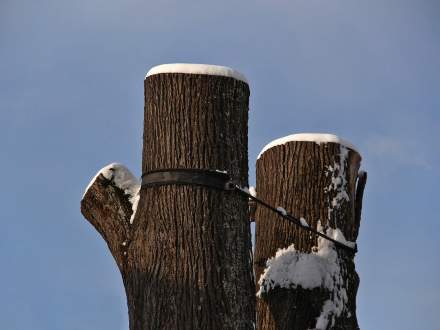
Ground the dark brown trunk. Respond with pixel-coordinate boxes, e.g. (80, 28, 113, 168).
(254, 140, 365, 330)
(82, 71, 255, 330)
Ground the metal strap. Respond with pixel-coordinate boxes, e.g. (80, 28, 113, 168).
(141, 169, 234, 191)
(141, 168, 357, 254)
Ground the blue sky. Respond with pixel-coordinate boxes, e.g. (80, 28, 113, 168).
(1, 0, 439, 329)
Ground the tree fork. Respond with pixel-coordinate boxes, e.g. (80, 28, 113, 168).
(81, 64, 255, 330)
(254, 135, 366, 330)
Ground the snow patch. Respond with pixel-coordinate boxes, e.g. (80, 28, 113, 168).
(257, 222, 354, 329)
(83, 163, 141, 224)
(325, 146, 350, 224)
(145, 63, 248, 83)
(300, 217, 309, 227)
(257, 133, 359, 159)
(276, 206, 287, 216)
(241, 186, 257, 197)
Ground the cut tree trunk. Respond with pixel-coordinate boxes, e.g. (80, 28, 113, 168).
(254, 140, 365, 330)
(81, 70, 255, 330)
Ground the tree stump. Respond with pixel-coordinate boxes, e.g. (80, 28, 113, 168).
(254, 134, 366, 330)
(81, 64, 255, 330)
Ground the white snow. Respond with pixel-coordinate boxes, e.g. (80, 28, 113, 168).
(257, 222, 355, 329)
(257, 133, 359, 159)
(300, 217, 309, 227)
(241, 187, 250, 194)
(83, 163, 141, 224)
(240, 185, 257, 197)
(145, 63, 248, 83)
(325, 146, 350, 224)
(315, 299, 339, 329)
(276, 206, 287, 216)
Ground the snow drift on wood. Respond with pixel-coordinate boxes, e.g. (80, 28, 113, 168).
(257, 222, 355, 329)
(299, 217, 309, 227)
(83, 163, 140, 224)
(276, 206, 287, 216)
(241, 186, 257, 197)
(325, 145, 351, 225)
(257, 133, 359, 159)
(145, 63, 248, 83)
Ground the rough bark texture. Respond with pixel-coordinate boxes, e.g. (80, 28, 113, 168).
(254, 141, 364, 330)
(82, 72, 255, 330)
(81, 174, 134, 273)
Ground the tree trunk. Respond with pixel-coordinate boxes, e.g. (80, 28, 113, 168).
(81, 68, 255, 330)
(254, 138, 365, 330)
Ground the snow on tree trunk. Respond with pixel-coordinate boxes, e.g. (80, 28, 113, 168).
(81, 64, 255, 330)
(254, 135, 365, 330)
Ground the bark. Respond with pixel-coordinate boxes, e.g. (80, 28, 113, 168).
(254, 141, 365, 330)
(81, 174, 133, 273)
(81, 72, 255, 330)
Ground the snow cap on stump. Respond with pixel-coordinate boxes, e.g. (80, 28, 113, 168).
(258, 133, 360, 159)
(145, 63, 248, 84)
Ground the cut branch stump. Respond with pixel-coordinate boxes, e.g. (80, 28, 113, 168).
(254, 138, 366, 330)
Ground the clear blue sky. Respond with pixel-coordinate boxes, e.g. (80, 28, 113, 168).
(1, 0, 439, 329)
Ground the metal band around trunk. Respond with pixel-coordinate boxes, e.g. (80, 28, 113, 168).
(141, 169, 234, 191)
